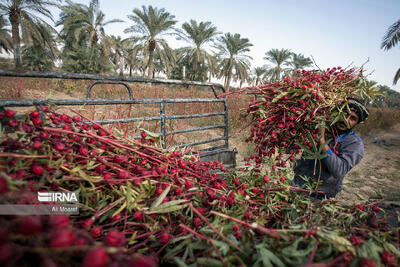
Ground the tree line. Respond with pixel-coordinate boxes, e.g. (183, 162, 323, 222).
(0, 0, 313, 89)
(1, 0, 399, 104)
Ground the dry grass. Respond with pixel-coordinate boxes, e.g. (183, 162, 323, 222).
(355, 107, 400, 137)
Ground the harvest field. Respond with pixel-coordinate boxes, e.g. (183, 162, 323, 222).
(2, 76, 399, 204)
(0, 75, 399, 266)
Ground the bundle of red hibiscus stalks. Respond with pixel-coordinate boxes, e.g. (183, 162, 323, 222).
(0, 67, 398, 267)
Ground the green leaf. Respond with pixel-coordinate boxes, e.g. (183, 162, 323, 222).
(317, 232, 356, 255)
(307, 131, 317, 152)
(128, 231, 137, 245)
(173, 257, 190, 267)
(196, 257, 224, 267)
(212, 240, 230, 256)
(354, 192, 364, 200)
(164, 239, 190, 258)
(139, 128, 161, 138)
(271, 92, 288, 103)
(150, 185, 171, 210)
(358, 239, 382, 263)
(330, 113, 342, 126)
(148, 199, 188, 214)
(256, 245, 285, 267)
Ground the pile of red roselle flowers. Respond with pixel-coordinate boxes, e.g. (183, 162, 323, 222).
(0, 106, 399, 267)
(232, 67, 372, 168)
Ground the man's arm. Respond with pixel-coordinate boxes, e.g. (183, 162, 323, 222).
(320, 137, 364, 180)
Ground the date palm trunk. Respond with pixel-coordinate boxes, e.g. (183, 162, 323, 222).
(10, 12, 23, 71)
(224, 58, 233, 90)
(147, 39, 156, 78)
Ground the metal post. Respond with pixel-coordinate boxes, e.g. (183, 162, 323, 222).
(160, 102, 166, 149)
(223, 98, 229, 148)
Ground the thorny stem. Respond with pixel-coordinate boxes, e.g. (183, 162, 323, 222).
(190, 204, 249, 257)
(210, 210, 280, 239)
(179, 224, 226, 266)
(0, 152, 49, 158)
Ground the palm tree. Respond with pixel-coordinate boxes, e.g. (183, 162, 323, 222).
(22, 21, 59, 71)
(125, 5, 177, 78)
(0, 16, 12, 54)
(110, 35, 125, 75)
(264, 48, 292, 81)
(233, 61, 251, 89)
(0, 0, 59, 70)
(176, 20, 220, 80)
(22, 46, 55, 71)
(253, 66, 267, 85)
(123, 38, 144, 76)
(62, 44, 112, 74)
(290, 53, 313, 72)
(381, 19, 400, 84)
(207, 54, 221, 82)
(215, 33, 253, 90)
(57, 0, 122, 54)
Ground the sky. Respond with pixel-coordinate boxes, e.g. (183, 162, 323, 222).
(52, 0, 400, 91)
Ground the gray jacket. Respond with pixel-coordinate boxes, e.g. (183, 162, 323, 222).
(293, 130, 364, 197)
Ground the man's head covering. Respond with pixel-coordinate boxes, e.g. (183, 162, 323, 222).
(347, 98, 369, 123)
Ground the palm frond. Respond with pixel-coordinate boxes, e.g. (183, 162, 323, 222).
(381, 19, 400, 50)
(393, 67, 400, 85)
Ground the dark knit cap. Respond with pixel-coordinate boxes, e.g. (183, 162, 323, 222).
(348, 98, 369, 123)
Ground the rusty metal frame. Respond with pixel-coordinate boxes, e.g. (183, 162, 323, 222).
(0, 70, 229, 151)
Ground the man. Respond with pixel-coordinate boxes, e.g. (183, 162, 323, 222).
(293, 98, 369, 199)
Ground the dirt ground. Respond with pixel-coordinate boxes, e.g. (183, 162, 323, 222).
(336, 123, 400, 204)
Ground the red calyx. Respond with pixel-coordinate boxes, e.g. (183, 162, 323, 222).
(158, 233, 170, 244)
(133, 211, 144, 222)
(381, 250, 396, 266)
(110, 213, 121, 221)
(372, 205, 380, 212)
(75, 237, 88, 246)
(18, 216, 42, 236)
(359, 258, 377, 267)
(0, 177, 8, 193)
(90, 227, 102, 238)
(103, 173, 112, 180)
(82, 218, 94, 229)
(32, 117, 42, 126)
(355, 204, 365, 211)
(117, 171, 129, 179)
(83, 247, 109, 267)
(79, 146, 89, 156)
(0, 244, 13, 265)
(193, 218, 202, 227)
(129, 256, 157, 267)
(48, 229, 75, 248)
(31, 165, 44, 176)
(54, 142, 65, 151)
(32, 141, 42, 150)
(234, 231, 241, 239)
(4, 109, 15, 118)
(49, 215, 70, 228)
(105, 230, 126, 247)
(184, 180, 192, 188)
(175, 187, 183, 196)
(95, 165, 105, 174)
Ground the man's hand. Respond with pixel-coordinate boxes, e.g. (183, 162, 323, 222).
(317, 127, 330, 153)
